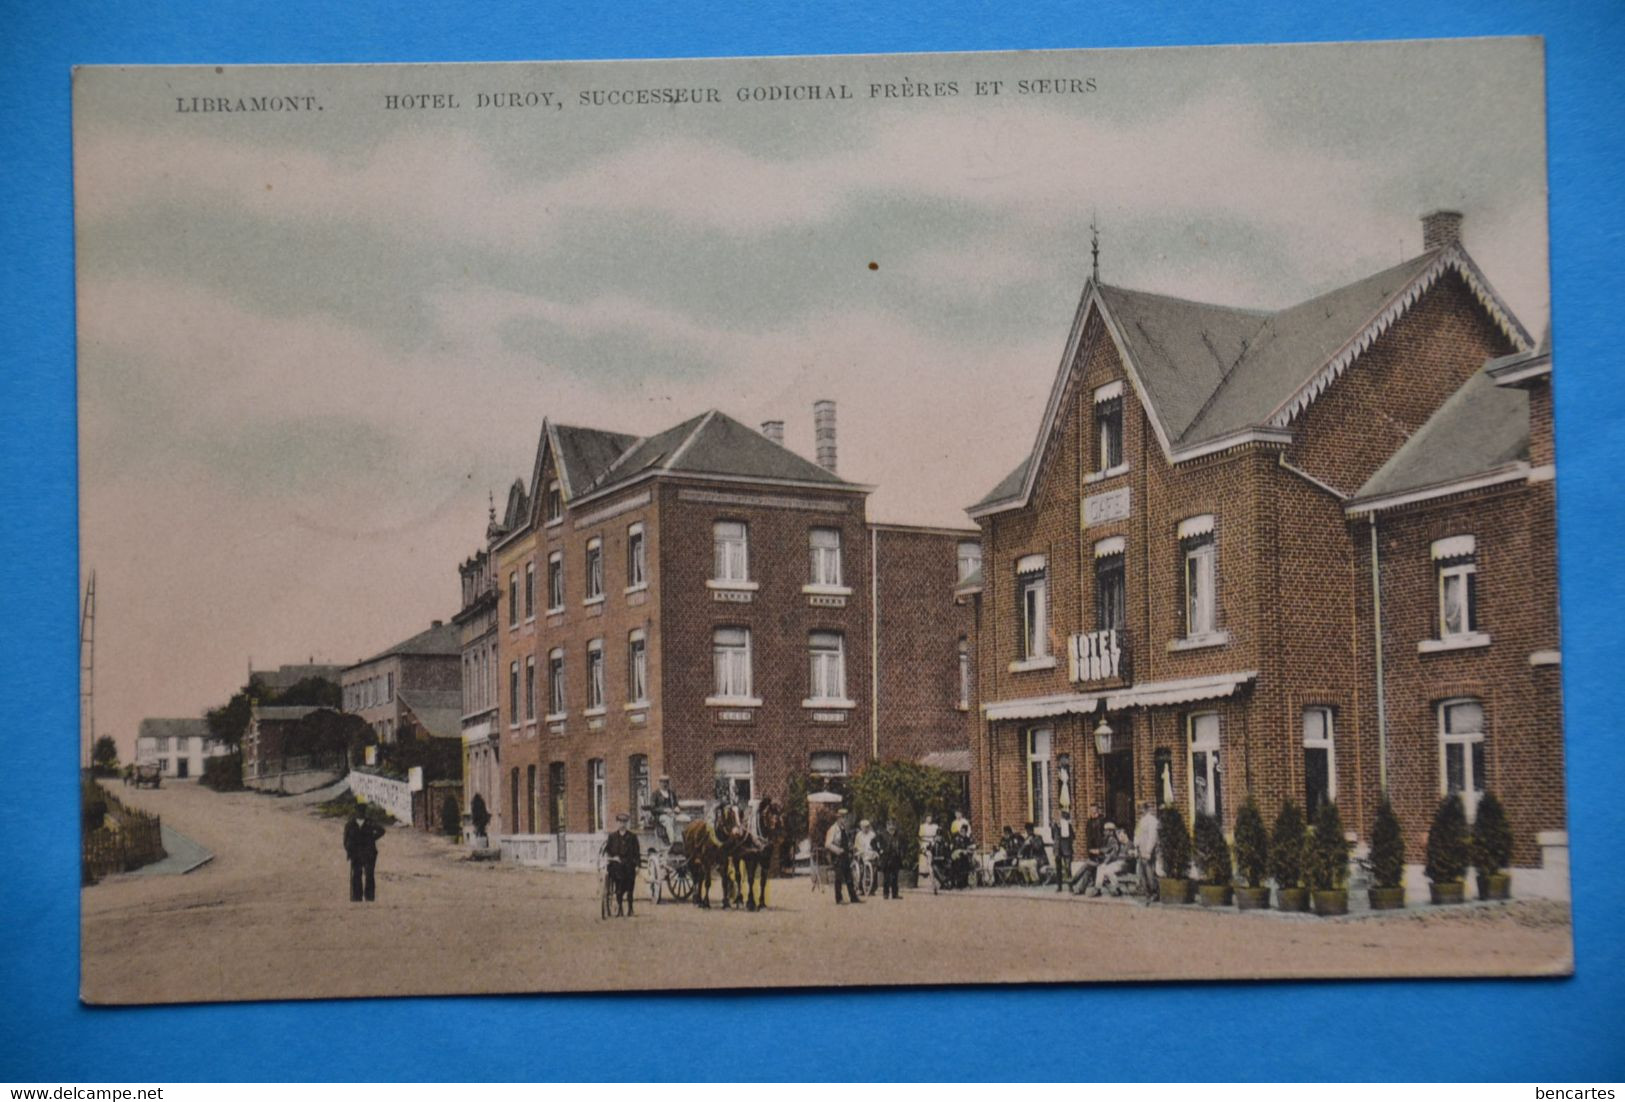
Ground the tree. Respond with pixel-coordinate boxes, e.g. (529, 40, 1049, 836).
(91, 736, 120, 774)
(1425, 794, 1470, 884)
(848, 760, 961, 871)
(1269, 801, 1306, 889)
(1303, 800, 1350, 891)
(274, 676, 342, 709)
(1157, 805, 1191, 879)
(1193, 811, 1232, 886)
(1469, 792, 1514, 877)
(1368, 796, 1405, 889)
(1233, 797, 1270, 887)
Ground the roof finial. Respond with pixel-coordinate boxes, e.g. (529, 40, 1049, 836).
(487, 489, 496, 526)
(1090, 212, 1101, 285)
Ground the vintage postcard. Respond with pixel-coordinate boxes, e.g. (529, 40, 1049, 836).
(74, 38, 1570, 1005)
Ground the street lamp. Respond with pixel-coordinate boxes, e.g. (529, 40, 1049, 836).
(1093, 715, 1114, 757)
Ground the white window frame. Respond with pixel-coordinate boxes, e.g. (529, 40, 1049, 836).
(1439, 560, 1477, 638)
(524, 655, 536, 721)
(547, 551, 564, 613)
(545, 479, 562, 524)
(1438, 697, 1487, 821)
(585, 639, 606, 714)
(810, 750, 849, 778)
(1187, 712, 1222, 821)
(508, 571, 518, 627)
(712, 521, 751, 586)
(584, 537, 604, 604)
(627, 523, 647, 591)
(508, 661, 520, 729)
(1302, 706, 1336, 819)
(1025, 727, 1053, 827)
(1184, 538, 1217, 639)
(588, 758, 607, 833)
(1015, 556, 1051, 666)
(709, 626, 758, 704)
(627, 629, 649, 706)
(806, 630, 850, 706)
(546, 647, 566, 720)
(958, 636, 971, 709)
(714, 751, 756, 805)
(957, 541, 982, 584)
(1094, 383, 1126, 476)
(808, 527, 843, 588)
(524, 561, 536, 621)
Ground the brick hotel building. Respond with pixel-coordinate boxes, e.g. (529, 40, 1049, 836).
(963, 212, 1567, 897)
(464, 403, 975, 865)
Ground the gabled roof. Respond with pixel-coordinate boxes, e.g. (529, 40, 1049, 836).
(398, 690, 464, 740)
(252, 663, 346, 691)
(551, 422, 640, 498)
(970, 242, 1531, 518)
(137, 718, 209, 741)
(350, 621, 461, 670)
(1350, 367, 1529, 506)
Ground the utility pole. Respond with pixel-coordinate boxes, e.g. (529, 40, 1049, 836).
(80, 571, 96, 769)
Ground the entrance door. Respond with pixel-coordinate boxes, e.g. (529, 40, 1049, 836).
(1102, 749, 1135, 829)
(548, 762, 567, 864)
(176, 758, 189, 779)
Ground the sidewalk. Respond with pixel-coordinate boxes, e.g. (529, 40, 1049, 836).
(128, 824, 214, 876)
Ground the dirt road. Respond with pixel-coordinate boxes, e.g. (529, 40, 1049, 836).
(80, 781, 1573, 1005)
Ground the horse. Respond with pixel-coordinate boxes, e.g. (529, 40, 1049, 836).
(682, 812, 740, 910)
(731, 797, 784, 912)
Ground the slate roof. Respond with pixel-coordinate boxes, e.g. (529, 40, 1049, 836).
(398, 690, 464, 740)
(253, 664, 346, 691)
(972, 245, 1529, 514)
(552, 423, 640, 496)
(1353, 368, 1530, 503)
(137, 718, 210, 742)
(351, 621, 461, 669)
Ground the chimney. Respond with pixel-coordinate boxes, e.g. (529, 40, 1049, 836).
(432, 620, 443, 629)
(813, 400, 838, 474)
(1422, 210, 1463, 251)
(760, 420, 785, 446)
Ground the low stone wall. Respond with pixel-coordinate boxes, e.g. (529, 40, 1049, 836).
(347, 769, 414, 824)
(245, 766, 344, 796)
(497, 832, 604, 870)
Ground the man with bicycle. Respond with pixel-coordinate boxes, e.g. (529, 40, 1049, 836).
(605, 811, 641, 917)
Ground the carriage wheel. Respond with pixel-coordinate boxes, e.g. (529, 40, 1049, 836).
(599, 871, 614, 920)
(667, 865, 694, 901)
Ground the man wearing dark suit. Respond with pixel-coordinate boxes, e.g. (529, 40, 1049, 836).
(1052, 810, 1076, 892)
(604, 811, 641, 916)
(343, 807, 387, 903)
(876, 818, 904, 899)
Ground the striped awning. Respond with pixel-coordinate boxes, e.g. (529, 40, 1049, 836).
(983, 671, 1257, 722)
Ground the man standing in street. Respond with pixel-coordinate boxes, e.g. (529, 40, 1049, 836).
(605, 811, 641, 916)
(1134, 801, 1161, 905)
(343, 802, 387, 903)
(825, 807, 862, 904)
(876, 818, 904, 900)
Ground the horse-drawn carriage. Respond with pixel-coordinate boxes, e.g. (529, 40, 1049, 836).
(639, 796, 784, 911)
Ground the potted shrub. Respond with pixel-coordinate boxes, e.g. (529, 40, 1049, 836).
(1270, 801, 1309, 912)
(1303, 800, 1350, 916)
(1193, 812, 1234, 906)
(1367, 796, 1406, 910)
(1156, 805, 1194, 904)
(1470, 792, 1514, 901)
(1425, 794, 1470, 904)
(1232, 798, 1271, 910)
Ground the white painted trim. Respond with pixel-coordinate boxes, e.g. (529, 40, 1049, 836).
(1488, 352, 1552, 387)
(1083, 463, 1130, 485)
(802, 698, 857, 710)
(1177, 514, 1215, 540)
(1418, 633, 1492, 654)
(706, 579, 760, 592)
(623, 582, 648, 596)
(1527, 464, 1556, 483)
(1345, 464, 1530, 515)
(1529, 649, 1561, 667)
(582, 706, 607, 719)
(1016, 553, 1047, 574)
(572, 491, 651, 531)
(582, 594, 605, 607)
(1008, 655, 1059, 673)
(1104, 670, 1258, 711)
(705, 696, 764, 708)
(1093, 536, 1126, 558)
(1536, 830, 1568, 846)
(1169, 428, 1293, 463)
(1431, 535, 1476, 560)
(1093, 380, 1124, 403)
(543, 712, 567, 724)
(663, 409, 716, 471)
(1167, 630, 1231, 653)
(802, 583, 854, 597)
(984, 692, 1101, 721)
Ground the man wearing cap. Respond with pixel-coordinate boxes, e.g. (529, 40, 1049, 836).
(343, 802, 387, 903)
(651, 774, 680, 846)
(824, 807, 862, 904)
(876, 818, 904, 900)
(605, 811, 641, 916)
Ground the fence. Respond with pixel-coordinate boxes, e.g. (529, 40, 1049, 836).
(348, 768, 414, 823)
(82, 781, 166, 885)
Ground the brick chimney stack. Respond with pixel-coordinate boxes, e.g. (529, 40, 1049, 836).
(760, 420, 785, 446)
(1422, 210, 1463, 251)
(813, 400, 838, 474)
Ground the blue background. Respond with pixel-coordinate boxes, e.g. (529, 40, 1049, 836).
(3, 0, 1622, 1082)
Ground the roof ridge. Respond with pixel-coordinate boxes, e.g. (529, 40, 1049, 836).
(1101, 282, 1271, 317)
(663, 408, 718, 470)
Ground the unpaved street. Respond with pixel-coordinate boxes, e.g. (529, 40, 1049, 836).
(81, 782, 1573, 1005)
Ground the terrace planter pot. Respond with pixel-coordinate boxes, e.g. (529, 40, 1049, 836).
(1276, 887, 1310, 912)
(1197, 885, 1234, 908)
(1234, 886, 1271, 911)
(1367, 886, 1406, 911)
(1158, 877, 1194, 905)
(1430, 881, 1466, 905)
(1311, 889, 1349, 916)
(1477, 872, 1511, 901)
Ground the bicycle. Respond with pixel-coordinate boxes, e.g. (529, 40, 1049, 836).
(597, 849, 622, 920)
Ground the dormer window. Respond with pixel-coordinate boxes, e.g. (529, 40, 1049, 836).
(545, 479, 562, 524)
(1093, 381, 1126, 475)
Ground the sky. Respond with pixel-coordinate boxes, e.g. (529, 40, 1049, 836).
(72, 38, 1549, 756)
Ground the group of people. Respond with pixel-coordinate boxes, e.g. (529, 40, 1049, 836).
(823, 808, 906, 903)
(1066, 802, 1162, 901)
(991, 821, 1055, 884)
(919, 810, 978, 890)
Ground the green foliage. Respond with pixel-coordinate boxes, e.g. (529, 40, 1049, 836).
(1157, 804, 1191, 879)
(848, 760, 961, 870)
(91, 736, 120, 774)
(81, 776, 109, 833)
(1368, 796, 1405, 889)
(203, 673, 341, 746)
(1468, 792, 1514, 876)
(201, 752, 244, 792)
(1425, 794, 1470, 884)
(274, 677, 342, 709)
(1269, 801, 1306, 888)
(1232, 798, 1270, 887)
(1303, 800, 1350, 891)
(1192, 812, 1232, 886)
(785, 772, 810, 846)
(374, 725, 461, 782)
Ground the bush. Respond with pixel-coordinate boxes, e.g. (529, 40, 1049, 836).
(1157, 805, 1191, 879)
(1368, 796, 1405, 889)
(201, 752, 244, 792)
(1269, 801, 1306, 889)
(1303, 800, 1350, 891)
(1425, 794, 1470, 884)
(1233, 798, 1270, 887)
(1469, 792, 1514, 876)
(1192, 812, 1232, 886)
(849, 760, 961, 871)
